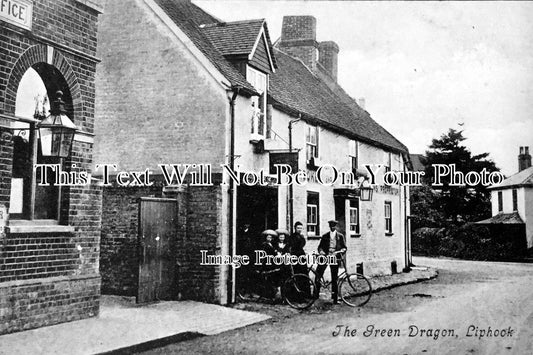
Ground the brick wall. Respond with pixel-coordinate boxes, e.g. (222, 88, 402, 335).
(176, 185, 223, 302)
(0, 275, 100, 334)
(0, 0, 102, 335)
(0, 133, 13, 207)
(94, 0, 228, 174)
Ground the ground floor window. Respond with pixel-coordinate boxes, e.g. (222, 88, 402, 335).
(348, 198, 360, 236)
(307, 192, 319, 237)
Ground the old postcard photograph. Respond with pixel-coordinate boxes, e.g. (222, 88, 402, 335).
(0, 0, 532, 354)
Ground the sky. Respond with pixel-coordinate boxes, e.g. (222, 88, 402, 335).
(195, 0, 533, 176)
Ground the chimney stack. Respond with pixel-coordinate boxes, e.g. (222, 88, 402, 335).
(279, 16, 318, 70)
(318, 41, 339, 81)
(519, 146, 532, 172)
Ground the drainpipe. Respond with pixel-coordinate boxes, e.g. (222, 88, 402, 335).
(403, 161, 412, 271)
(288, 113, 301, 232)
(228, 88, 239, 303)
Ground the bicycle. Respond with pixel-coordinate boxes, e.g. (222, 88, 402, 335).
(308, 251, 372, 307)
(237, 261, 316, 310)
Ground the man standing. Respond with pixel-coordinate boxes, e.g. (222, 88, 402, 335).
(315, 220, 347, 304)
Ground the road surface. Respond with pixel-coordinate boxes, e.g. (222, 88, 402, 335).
(142, 257, 533, 354)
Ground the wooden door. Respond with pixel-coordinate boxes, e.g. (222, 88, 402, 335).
(137, 197, 177, 303)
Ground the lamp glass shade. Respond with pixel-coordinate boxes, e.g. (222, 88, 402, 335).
(38, 113, 77, 158)
(360, 186, 373, 201)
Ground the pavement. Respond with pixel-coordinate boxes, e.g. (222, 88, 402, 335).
(0, 267, 437, 355)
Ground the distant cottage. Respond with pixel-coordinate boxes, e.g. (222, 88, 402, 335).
(479, 147, 533, 251)
(94, 0, 413, 304)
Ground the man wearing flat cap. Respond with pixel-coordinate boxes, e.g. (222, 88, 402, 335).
(315, 219, 347, 304)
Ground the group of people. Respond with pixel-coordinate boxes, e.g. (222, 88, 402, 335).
(239, 219, 347, 304)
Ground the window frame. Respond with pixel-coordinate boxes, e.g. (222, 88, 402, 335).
(384, 201, 393, 235)
(306, 124, 319, 163)
(307, 191, 320, 238)
(246, 65, 268, 139)
(497, 191, 503, 212)
(349, 140, 358, 172)
(348, 198, 360, 236)
(512, 189, 518, 212)
(384, 152, 392, 173)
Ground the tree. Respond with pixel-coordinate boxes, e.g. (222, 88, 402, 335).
(415, 129, 499, 226)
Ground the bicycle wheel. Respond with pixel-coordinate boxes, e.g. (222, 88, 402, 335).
(282, 274, 316, 310)
(339, 273, 372, 307)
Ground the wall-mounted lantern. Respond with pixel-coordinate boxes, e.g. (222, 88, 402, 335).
(38, 90, 77, 158)
(359, 185, 374, 201)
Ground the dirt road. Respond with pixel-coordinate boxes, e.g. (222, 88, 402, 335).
(142, 257, 533, 354)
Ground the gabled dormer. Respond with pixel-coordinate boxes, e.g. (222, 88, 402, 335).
(201, 20, 277, 143)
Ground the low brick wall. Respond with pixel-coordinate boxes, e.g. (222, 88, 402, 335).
(0, 275, 100, 335)
(0, 232, 80, 283)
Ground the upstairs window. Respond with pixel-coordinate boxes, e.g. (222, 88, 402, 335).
(384, 152, 392, 173)
(385, 201, 392, 234)
(247, 66, 267, 140)
(512, 189, 518, 211)
(498, 191, 503, 212)
(349, 140, 358, 172)
(306, 124, 319, 162)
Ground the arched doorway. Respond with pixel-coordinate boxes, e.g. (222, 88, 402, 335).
(10, 63, 74, 220)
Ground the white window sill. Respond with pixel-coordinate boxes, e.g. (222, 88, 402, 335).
(7, 220, 75, 234)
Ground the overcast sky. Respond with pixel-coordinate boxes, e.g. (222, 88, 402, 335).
(195, 0, 533, 176)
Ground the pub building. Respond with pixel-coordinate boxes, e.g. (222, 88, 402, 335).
(94, 1, 412, 305)
(0, 0, 103, 334)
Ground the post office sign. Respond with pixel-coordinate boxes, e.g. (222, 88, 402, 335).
(0, 0, 32, 31)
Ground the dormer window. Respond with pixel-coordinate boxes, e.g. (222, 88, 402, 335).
(247, 66, 267, 141)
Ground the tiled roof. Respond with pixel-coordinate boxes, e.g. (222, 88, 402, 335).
(489, 166, 533, 190)
(201, 20, 264, 56)
(201, 19, 278, 70)
(269, 50, 409, 153)
(476, 212, 524, 224)
(155, 1, 408, 154)
(153, 0, 257, 94)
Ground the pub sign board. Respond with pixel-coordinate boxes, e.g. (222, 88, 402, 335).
(0, 0, 33, 31)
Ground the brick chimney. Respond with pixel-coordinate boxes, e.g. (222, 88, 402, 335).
(279, 16, 319, 70)
(519, 146, 532, 172)
(318, 41, 339, 81)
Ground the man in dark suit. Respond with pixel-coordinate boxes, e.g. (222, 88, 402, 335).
(315, 220, 347, 304)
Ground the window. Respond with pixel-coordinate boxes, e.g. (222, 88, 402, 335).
(348, 198, 360, 236)
(384, 201, 392, 234)
(306, 124, 318, 162)
(247, 66, 267, 139)
(384, 152, 392, 173)
(498, 191, 503, 212)
(512, 189, 518, 211)
(307, 192, 319, 237)
(349, 140, 358, 172)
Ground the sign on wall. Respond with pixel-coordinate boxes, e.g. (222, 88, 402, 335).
(0, 0, 33, 31)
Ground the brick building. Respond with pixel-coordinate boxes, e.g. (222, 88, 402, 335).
(94, 0, 412, 304)
(0, 0, 103, 334)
